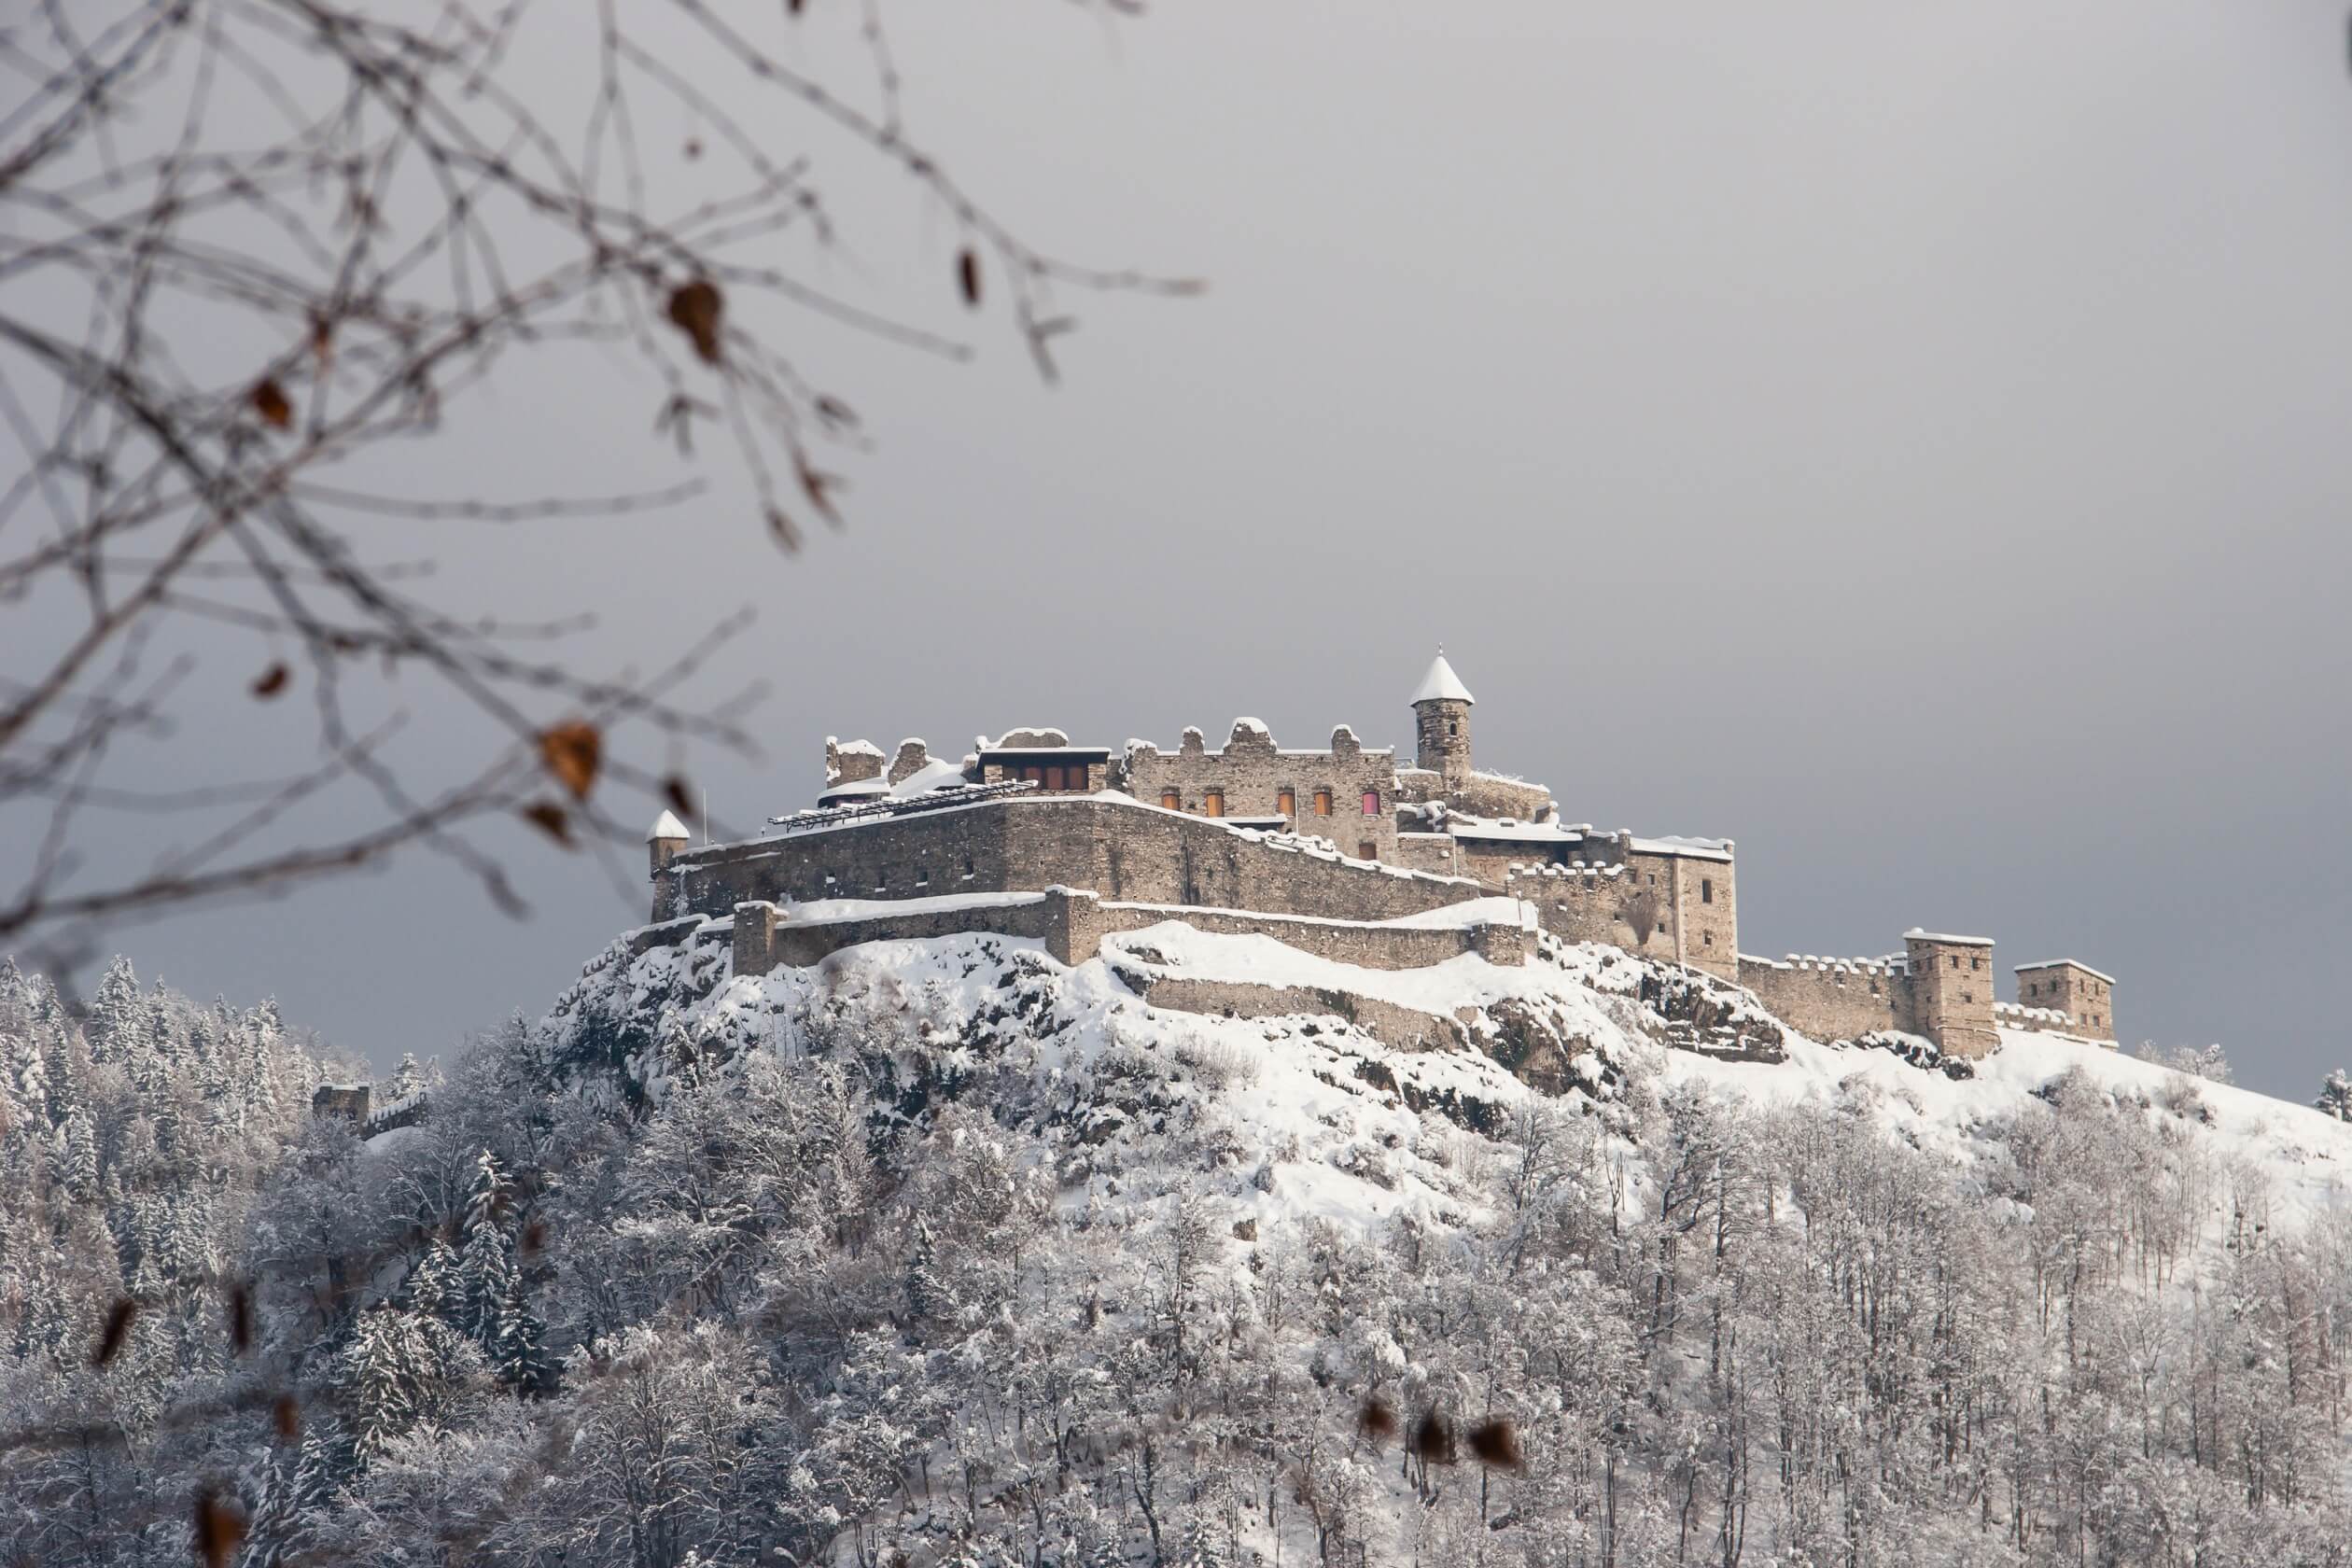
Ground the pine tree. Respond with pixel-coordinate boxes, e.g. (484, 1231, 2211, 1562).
(408, 1236, 461, 1323)
(2317, 1070, 2352, 1124)
(84, 956, 145, 1059)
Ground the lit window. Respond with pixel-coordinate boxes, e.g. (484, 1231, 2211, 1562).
(1203, 791, 1224, 818)
(1361, 791, 1379, 816)
(1278, 789, 1295, 817)
(1160, 790, 1181, 810)
(1313, 790, 1333, 816)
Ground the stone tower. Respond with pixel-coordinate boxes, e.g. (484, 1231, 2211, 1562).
(647, 809, 690, 922)
(1410, 649, 1475, 789)
(1902, 929, 2000, 1060)
(2014, 959, 2117, 1043)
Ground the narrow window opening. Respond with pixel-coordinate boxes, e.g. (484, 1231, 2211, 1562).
(1313, 790, 1333, 817)
(1701, 878, 1714, 904)
(1203, 790, 1224, 819)
(1160, 790, 1181, 810)
(1278, 788, 1295, 817)
(1361, 790, 1379, 816)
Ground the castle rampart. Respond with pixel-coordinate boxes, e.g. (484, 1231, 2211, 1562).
(669, 792, 1485, 932)
(1737, 954, 1907, 1043)
(724, 884, 1530, 980)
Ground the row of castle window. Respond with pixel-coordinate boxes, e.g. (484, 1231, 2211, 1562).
(1158, 788, 1380, 819)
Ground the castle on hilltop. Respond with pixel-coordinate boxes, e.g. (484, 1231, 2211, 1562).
(641, 651, 2116, 1060)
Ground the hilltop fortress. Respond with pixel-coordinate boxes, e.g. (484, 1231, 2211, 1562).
(640, 652, 2116, 1060)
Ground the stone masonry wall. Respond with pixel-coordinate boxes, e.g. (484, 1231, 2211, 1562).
(1115, 721, 1401, 863)
(669, 795, 1485, 931)
(1737, 956, 1907, 1043)
(1102, 903, 1529, 969)
(1501, 854, 1739, 984)
(723, 887, 1527, 984)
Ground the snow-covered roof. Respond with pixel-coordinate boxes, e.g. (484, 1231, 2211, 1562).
(1408, 651, 1474, 706)
(1627, 834, 1734, 862)
(889, 757, 971, 798)
(647, 810, 691, 842)
(2013, 959, 2117, 985)
(1904, 928, 1994, 946)
(818, 777, 891, 801)
(1446, 817, 1584, 844)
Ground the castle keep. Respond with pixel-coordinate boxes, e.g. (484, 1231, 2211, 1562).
(643, 652, 2118, 1059)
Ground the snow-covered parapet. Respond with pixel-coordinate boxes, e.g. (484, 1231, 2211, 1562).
(1750, 952, 1904, 977)
(825, 735, 888, 787)
(989, 726, 1071, 750)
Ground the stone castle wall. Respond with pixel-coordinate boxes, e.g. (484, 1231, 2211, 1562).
(724, 885, 1527, 985)
(1503, 853, 1739, 984)
(1115, 721, 1400, 862)
(669, 795, 1485, 930)
(1737, 955, 1908, 1043)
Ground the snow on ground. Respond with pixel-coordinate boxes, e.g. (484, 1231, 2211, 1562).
(1665, 1024, 2352, 1229)
(567, 917, 2352, 1247)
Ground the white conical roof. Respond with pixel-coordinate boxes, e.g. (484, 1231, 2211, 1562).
(646, 809, 691, 842)
(1409, 649, 1474, 706)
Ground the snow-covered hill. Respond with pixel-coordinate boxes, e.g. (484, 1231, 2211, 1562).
(556, 917, 2352, 1245)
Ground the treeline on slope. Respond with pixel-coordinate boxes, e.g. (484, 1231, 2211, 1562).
(3, 953, 2352, 1567)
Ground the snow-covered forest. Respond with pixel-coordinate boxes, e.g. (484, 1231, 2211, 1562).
(5, 932, 2352, 1568)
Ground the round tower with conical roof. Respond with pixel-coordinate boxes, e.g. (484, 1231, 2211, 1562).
(647, 809, 691, 922)
(1410, 648, 1475, 789)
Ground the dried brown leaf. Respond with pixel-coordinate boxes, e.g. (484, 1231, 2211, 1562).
(1466, 1418, 1523, 1471)
(1410, 1408, 1457, 1464)
(273, 1393, 301, 1442)
(766, 506, 802, 555)
(539, 721, 602, 801)
(663, 775, 695, 819)
(957, 247, 980, 307)
(251, 378, 292, 430)
(796, 455, 844, 525)
(1359, 1397, 1397, 1442)
(665, 280, 725, 364)
(194, 1489, 247, 1568)
(93, 1298, 137, 1367)
(521, 801, 573, 847)
(250, 662, 289, 699)
(226, 1281, 252, 1355)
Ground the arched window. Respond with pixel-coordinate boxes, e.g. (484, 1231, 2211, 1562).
(1361, 790, 1379, 816)
(1277, 789, 1295, 817)
(1312, 790, 1333, 817)
(1160, 790, 1181, 810)
(1203, 791, 1224, 818)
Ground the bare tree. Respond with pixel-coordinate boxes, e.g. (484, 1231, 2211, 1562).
(0, 0, 1186, 979)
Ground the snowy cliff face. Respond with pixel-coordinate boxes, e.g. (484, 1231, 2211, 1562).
(472, 927, 2352, 1567)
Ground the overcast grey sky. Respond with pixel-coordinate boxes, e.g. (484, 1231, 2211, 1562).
(10, 1, 2352, 1098)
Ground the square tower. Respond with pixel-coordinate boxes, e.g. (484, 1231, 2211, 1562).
(2013, 959, 2117, 1043)
(1902, 930, 1999, 1060)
